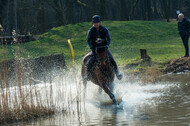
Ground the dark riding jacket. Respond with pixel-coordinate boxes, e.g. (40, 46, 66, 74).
(87, 25, 111, 50)
(178, 17, 190, 36)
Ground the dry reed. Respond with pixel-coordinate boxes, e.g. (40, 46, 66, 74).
(0, 61, 55, 125)
(140, 67, 161, 84)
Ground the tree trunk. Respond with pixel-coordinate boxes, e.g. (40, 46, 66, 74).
(160, 0, 171, 22)
(14, 0, 18, 33)
(129, 0, 140, 20)
(65, 0, 75, 24)
(120, 0, 126, 20)
(100, 0, 106, 19)
(153, 0, 159, 18)
(143, 0, 151, 20)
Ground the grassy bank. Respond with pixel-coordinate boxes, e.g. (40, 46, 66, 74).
(0, 20, 183, 66)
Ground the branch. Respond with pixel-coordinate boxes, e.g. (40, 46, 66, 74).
(76, 0, 86, 7)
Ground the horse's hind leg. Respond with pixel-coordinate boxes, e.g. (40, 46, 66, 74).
(82, 79, 87, 93)
(98, 87, 102, 94)
(102, 84, 118, 105)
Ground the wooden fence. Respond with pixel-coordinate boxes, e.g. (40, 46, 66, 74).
(0, 35, 33, 45)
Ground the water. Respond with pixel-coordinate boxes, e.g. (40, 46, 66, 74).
(8, 71, 190, 126)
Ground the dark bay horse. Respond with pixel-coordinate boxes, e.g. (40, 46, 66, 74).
(81, 46, 118, 105)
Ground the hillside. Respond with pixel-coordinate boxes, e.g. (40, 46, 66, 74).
(0, 20, 183, 66)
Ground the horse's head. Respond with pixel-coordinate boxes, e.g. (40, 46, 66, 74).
(95, 46, 108, 67)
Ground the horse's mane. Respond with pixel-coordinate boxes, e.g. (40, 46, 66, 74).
(96, 47, 107, 53)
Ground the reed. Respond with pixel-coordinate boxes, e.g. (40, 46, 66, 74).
(0, 61, 55, 125)
(0, 59, 85, 125)
(140, 67, 161, 84)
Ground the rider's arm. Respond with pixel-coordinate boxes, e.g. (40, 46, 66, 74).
(186, 18, 190, 34)
(87, 30, 94, 50)
(106, 28, 111, 47)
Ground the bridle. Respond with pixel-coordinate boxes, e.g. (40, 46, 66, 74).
(95, 46, 109, 65)
(94, 46, 114, 80)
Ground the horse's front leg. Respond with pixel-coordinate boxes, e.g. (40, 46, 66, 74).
(81, 63, 87, 91)
(101, 83, 118, 105)
(109, 82, 114, 92)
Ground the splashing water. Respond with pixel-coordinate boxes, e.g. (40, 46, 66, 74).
(6, 69, 190, 126)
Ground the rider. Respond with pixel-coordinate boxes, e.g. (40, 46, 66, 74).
(85, 15, 123, 80)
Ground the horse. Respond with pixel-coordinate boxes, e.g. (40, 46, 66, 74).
(81, 46, 118, 105)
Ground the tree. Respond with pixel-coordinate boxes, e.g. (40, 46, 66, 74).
(143, 0, 151, 20)
(160, 0, 171, 22)
(129, 0, 140, 20)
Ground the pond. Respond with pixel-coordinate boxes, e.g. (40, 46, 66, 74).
(9, 71, 190, 126)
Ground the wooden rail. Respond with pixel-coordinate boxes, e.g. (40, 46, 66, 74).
(0, 35, 33, 45)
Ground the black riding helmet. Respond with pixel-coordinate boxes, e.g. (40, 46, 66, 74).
(92, 15, 101, 23)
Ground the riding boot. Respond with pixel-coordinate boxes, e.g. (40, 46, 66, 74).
(109, 57, 123, 80)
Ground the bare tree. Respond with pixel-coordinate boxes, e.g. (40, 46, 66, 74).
(160, 0, 171, 22)
(129, 0, 140, 20)
(143, 0, 151, 20)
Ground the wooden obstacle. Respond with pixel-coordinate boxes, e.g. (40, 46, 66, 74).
(140, 49, 151, 61)
(0, 35, 33, 45)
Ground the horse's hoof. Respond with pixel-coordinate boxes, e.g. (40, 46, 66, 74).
(113, 99, 119, 105)
(115, 102, 119, 105)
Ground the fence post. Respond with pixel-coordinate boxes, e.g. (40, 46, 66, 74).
(140, 49, 151, 61)
(0, 24, 4, 47)
(67, 39, 74, 66)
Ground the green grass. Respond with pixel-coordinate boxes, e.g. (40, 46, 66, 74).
(0, 20, 184, 66)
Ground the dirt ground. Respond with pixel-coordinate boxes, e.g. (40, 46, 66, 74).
(164, 57, 190, 73)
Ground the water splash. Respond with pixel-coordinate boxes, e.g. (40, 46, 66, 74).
(6, 68, 190, 126)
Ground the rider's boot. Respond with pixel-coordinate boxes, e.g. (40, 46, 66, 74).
(114, 68, 123, 80)
(110, 57, 123, 80)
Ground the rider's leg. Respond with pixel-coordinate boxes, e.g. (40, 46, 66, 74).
(107, 50, 123, 80)
(85, 51, 96, 80)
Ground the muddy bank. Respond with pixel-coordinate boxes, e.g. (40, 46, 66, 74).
(0, 54, 65, 86)
(123, 57, 190, 83)
(164, 57, 190, 73)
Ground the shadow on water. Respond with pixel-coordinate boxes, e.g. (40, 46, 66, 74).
(3, 68, 190, 126)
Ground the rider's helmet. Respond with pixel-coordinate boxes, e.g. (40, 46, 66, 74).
(92, 15, 101, 23)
